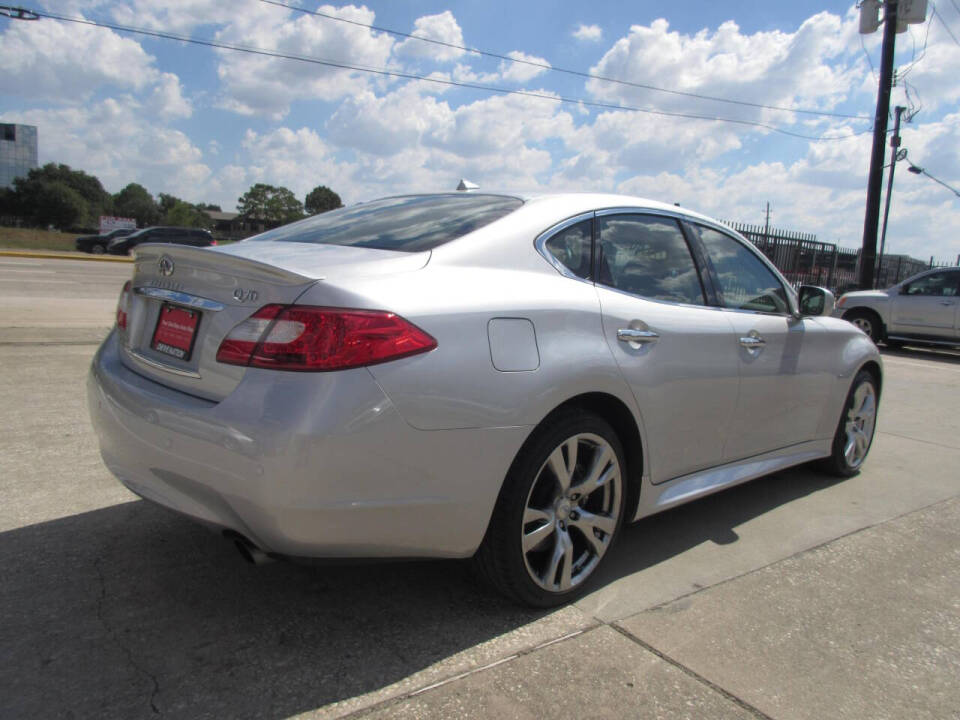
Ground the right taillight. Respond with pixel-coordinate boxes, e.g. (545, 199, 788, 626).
(115, 280, 131, 330)
(216, 305, 437, 372)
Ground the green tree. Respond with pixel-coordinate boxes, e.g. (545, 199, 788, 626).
(304, 185, 342, 215)
(237, 183, 304, 225)
(113, 183, 160, 227)
(164, 200, 213, 229)
(34, 181, 87, 229)
(10, 163, 111, 228)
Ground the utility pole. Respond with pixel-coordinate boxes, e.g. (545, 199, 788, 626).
(877, 105, 906, 286)
(859, 0, 899, 290)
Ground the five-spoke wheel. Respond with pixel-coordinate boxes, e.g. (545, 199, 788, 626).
(475, 410, 626, 607)
(823, 370, 878, 477)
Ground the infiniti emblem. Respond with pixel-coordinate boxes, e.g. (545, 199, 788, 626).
(158, 255, 175, 277)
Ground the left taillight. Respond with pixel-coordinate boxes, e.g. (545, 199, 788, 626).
(216, 305, 437, 372)
(115, 280, 131, 330)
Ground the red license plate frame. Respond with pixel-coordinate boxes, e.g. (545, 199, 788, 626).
(151, 303, 200, 361)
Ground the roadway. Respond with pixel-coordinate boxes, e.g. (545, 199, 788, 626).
(1, 255, 958, 719)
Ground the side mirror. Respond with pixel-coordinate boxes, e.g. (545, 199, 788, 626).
(798, 285, 836, 317)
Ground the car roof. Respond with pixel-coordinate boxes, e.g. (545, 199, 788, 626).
(395, 190, 723, 227)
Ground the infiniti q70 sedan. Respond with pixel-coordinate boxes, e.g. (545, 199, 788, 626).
(88, 192, 881, 606)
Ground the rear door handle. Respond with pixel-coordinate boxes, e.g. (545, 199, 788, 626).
(739, 335, 766, 349)
(617, 328, 659, 344)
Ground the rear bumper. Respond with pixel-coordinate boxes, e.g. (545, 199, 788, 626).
(88, 330, 530, 558)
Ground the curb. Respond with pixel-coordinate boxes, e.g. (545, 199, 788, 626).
(0, 250, 133, 263)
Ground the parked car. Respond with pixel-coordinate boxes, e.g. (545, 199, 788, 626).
(88, 192, 881, 606)
(834, 266, 960, 348)
(107, 226, 215, 255)
(75, 227, 135, 254)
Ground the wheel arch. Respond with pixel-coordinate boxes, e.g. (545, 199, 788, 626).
(842, 306, 886, 339)
(527, 391, 645, 523)
(858, 359, 883, 399)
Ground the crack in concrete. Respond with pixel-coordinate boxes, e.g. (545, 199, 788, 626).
(609, 624, 773, 720)
(93, 557, 162, 715)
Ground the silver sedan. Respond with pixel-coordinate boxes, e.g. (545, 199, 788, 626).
(88, 192, 881, 606)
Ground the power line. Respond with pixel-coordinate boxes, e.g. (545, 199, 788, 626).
(16, 8, 874, 142)
(933, 4, 960, 46)
(260, 0, 873, 122)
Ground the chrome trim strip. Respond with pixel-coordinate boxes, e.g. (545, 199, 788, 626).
(126, 349, 202, 379)
(133, 286, 225, 312)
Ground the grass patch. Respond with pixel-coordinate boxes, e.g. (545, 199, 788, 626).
(0, 227, 82, 252)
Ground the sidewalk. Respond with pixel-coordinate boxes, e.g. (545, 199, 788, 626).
(333, 497, 960, 719)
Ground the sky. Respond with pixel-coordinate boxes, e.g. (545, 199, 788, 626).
(1, 0, 958, 261)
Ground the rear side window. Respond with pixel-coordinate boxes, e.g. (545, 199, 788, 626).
(249, 194, 523, 252)
(544, 219, 592, 279)
(596, 214, 705, 305)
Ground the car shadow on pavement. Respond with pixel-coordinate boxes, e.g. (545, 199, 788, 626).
(0, 466, 844, 719)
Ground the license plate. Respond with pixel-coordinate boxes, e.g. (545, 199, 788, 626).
(151, 303, 200, 361)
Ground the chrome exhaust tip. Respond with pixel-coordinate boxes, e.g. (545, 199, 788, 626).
(225, 531, 274, 565)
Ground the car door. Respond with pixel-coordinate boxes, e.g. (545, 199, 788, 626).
(591, 212, 740, 483)
(688, 224, 835, 462)
(887, 270, 960, 338)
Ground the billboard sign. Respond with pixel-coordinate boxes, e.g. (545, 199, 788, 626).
(99, 216, 136, 234)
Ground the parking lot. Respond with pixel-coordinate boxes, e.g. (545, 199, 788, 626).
(1, 254, 958, 719)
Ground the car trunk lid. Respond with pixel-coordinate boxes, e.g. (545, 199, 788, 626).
(120, 243, 428, 401)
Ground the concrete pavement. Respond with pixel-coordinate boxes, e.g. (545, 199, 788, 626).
(1, 256, 958, 719)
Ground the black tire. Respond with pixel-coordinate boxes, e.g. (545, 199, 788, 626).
(820, 370, 878, 477)
(843, 310, 881, 343)
(90, 244, 105, 255)
(474, 409, 627, 607)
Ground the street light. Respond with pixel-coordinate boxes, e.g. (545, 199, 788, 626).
(906, 162, 960, 198)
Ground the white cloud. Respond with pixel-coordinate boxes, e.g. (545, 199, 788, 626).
(499, 51, 551, 83)
(393, 11, 466, 63)
(0, 13, 157, 100)
(586, 14, 863, 125)
(149, 73, 192, 119)
(10, 96, 210, 198)
(214, 4, 396, 119)
(572, 24, 603, 42)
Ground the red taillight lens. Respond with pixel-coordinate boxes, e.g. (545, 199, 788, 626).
(210, 240, 218, 245)
(216, 305, 437, 371)
(115, 280, 131, 330)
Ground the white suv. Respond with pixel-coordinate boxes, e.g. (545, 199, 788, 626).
(834, 267, 960, 348)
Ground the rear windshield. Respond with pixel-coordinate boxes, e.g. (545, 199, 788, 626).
(248, 194, 523, 252)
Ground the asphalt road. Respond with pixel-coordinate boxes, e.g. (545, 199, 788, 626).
(1, 256, 958, 719)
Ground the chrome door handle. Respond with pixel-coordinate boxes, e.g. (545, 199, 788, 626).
(739, 335, 766, 348)
(617, 328, 659, 344)
(939, 301, 956, 306)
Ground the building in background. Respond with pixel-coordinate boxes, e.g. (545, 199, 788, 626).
(0, 123, 38, 189)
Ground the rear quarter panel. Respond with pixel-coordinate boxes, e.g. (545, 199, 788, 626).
(294, 264, 638, 432)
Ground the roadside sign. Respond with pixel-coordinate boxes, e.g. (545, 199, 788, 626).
(99, 216, 136, 233)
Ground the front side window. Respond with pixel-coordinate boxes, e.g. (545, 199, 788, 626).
(249, 194, 523, 252)
(596, 214, 705, 305)
(544, 219, 592, 279)
(694, 225, 790, 314)
(903, 271, 959, 297)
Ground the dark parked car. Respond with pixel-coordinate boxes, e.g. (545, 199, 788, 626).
(107, 226, 215, 255)
(75, 227, 135, 254)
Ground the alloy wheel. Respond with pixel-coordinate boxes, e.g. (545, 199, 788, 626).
(521, 432, 622, 593)
(843, 381, 876, 468)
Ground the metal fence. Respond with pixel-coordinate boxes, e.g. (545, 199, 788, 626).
(722, 221, 854, 292)
(722, 220, 954, 294)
